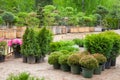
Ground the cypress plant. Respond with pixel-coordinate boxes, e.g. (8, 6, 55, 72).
(21, 28, 41, 57)
(37, 27, 53, 59)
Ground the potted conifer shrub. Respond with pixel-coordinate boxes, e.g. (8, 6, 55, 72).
(21, 27, 29, 63)
(92, 53, 107, 74)
(21, 28, 41, 64)
(67, 53, 82, 74)
(48, 51, 62, 69)
(37, 27, 53, 62)
(0, 41, 7, 62)
(59, 54, 71, 72)
(85, 34, 113, 69)
(101, 31, 120, 67)
(79, 55, 98, 78)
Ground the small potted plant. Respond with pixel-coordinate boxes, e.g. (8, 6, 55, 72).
(79, 55, 98, 78)
(0, 41, 7, 62)
(67, 53, 82, 74)
(8, 38, 22, 58)
(48, 51, 62, 69)
(92, 53, 107, 74)
(59, 54, 71, 72)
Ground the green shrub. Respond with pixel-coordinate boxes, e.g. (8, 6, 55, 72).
(37, 27, 53, 57)
(92, 53, 107, 64)
(84, 34, 113, 58)
(48, 51, 62, 65)
(21, 28, 41, 57)
(0, 41, 7, 55)
(16, 12, 28, 26)
(2, 12, 15, 27)
(79, 55, 98, 70)
(50, 40, 78, 52)
(67, 53, 82, 66)
(6, 72, 44, 80)
(100, 31, 120, 59)
(73, 38, 84, 47)
(58, 54, 70, 65)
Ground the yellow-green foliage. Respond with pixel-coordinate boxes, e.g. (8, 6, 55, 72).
(79, 55, 98, 70)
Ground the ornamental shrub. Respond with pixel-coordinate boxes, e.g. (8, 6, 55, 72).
(48, 51, 62, 65)
(92, 53, 107, 64)
(100, 31, 120, 59)
(67, 53, 81, 66)
(84, 34, 113, 58)
(79, 55, 98, 70)
(21, 28, 41, 57)
(37, 27, 53, 57)
(73, 38, 84, 47)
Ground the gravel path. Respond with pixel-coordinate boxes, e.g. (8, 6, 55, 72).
(0, 56, 120, 80)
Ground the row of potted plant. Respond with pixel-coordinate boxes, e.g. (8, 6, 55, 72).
(48, 50, 107, 78)
(21, 27, 53, 64)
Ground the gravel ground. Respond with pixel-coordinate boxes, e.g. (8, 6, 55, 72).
(0, 55, 120, 80)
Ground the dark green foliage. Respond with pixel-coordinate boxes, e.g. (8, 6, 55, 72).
(93, 5, 109, 19)
(84, 34, 113, 58)
(73, 38, 84, 47)
(21, 28, 41, 57)
(37, 27, 53, 56)
(2, 12, 15, 27)
(50, 40, 79, 52)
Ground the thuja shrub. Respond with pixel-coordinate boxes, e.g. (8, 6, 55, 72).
(84, 34, 113, 58)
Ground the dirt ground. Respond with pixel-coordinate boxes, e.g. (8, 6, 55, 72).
(1, 31, 120, 80)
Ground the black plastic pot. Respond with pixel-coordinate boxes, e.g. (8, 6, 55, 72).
(102, 63, 105, 71)
(13, 51, 22, 58)
(71, 65, 81, 74)
(0, 55, 5, 62)
(105, 59, 111, 69)
(27, 56, 36, 64)
(53, 63, 61, 69)
(82, 67, 94, 78)
(22, 56, 27, 63)
(111, 58, 116, 66)
(35, 56, 41, 63)
(94, 65, 102, 75)
(61, 64, 71, 72)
